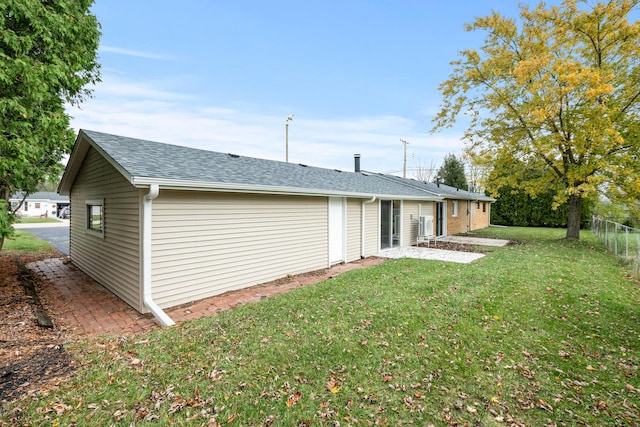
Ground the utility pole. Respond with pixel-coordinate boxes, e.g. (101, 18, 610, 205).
(400, 139, 409, 178)
(285, 114, 294, 162)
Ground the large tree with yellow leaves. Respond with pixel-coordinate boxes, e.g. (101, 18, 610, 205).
(432, 0, 640, 239)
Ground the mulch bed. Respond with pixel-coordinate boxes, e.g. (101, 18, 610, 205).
(0, 252, 76, 405)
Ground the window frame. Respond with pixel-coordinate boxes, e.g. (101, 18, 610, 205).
(452, 201, 458, 217)
(85, 199, 105, 237)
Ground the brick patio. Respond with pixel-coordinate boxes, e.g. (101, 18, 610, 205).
(28, 257, 385, 336)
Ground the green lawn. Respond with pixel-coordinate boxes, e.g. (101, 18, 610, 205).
(16, 217, 62, 224)
(2, 230, 56, 255)
(4, 227, 639, 425)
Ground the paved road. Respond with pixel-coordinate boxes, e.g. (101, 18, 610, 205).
(13, 220, 70, 256)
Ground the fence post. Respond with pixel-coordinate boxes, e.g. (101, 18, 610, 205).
(625, 226, 629, 261)
(592, 217, 640, 277)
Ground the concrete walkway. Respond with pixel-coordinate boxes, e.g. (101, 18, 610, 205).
(437, 235, 510, 247)
(376, 247, 485, 263)
(27, 257, 385, 336)
(376, 236, 509, 264)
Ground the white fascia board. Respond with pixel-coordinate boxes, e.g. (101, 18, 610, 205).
(130, 177, 443, 201)
(59, 131, 134, 195)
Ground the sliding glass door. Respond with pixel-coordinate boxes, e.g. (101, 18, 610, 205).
(380, 200, 401, 249)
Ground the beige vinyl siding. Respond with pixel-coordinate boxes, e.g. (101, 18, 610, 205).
(420, 202, 435, 220)
(345, 198, 362, 262)
(69, 148, 142, 311)
(402, 201, 420, 246)
(362, 200, 379, 256)
(150, 191, 328, 308)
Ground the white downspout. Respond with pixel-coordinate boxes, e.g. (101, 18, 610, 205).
(142, 184, 175, 326)
(361, 197, 377, 258)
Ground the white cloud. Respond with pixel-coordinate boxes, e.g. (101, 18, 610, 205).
(67, 74, 466, 174)
(100, 45, 175, 61)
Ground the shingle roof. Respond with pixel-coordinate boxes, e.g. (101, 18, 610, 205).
(59, 130, 442, 200)
(367, 172, 495, 202)
(11, 192, 69, 202)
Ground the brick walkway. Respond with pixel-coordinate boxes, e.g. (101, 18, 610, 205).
(28, 257, 385, 337)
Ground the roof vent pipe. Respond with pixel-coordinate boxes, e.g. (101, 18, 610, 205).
(354, 154, 361, 173)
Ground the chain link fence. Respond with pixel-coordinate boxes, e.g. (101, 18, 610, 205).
(591, 216, 640, 276)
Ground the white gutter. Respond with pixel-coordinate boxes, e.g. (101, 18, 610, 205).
(131, 177, 441, 202)
(361, 196, 377, 258)
(142, 184, 175, 326)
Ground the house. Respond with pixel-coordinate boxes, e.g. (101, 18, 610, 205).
(369, 174, 494, 236)
(58, 130, 491, 326)
(10, 192, 70, 218)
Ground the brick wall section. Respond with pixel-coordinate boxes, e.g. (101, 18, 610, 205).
(447, 199, 467, 235)
(471, 201, 491, 230)
(444, 199, 492, 235)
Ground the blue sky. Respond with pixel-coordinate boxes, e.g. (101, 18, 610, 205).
(68, 0, 543, 176)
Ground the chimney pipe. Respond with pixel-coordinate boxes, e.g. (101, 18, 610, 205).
(354, 154, 361, 173)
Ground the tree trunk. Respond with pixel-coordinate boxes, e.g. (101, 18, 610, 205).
(0, 236, 4, 252)
(566, 194, 582, 240)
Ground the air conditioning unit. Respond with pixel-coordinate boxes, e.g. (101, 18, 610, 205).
(419, 216, 433, 236)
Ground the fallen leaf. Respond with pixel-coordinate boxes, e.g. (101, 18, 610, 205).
(326, 380, 341, 393)
(286, 391, 302, 407)
(586, 365, 596, 371)
(209, 369, 225, 381)
(466, 405, 478, 414)
(52, 403, 71, 416)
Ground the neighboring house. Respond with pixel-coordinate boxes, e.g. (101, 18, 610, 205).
(370, 174, 494, 236)
(60, 130, 458, 325)
(10, 192, 70, 218)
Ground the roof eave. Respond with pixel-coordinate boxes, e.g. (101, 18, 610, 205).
(58, 130, 135, 196)
(131, 177, 443, 201)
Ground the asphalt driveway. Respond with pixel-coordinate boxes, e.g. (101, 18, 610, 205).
(13, 220, 70, 255)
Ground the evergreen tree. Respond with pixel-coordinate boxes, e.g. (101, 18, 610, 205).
(0, 0, 101, 250)
(437, 154, 468, 189)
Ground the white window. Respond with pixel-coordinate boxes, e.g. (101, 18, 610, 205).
(452, 201, 458, 217)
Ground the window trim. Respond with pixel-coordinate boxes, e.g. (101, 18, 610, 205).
(452, 201, 458, 217)
(85, 199, 104, 238)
